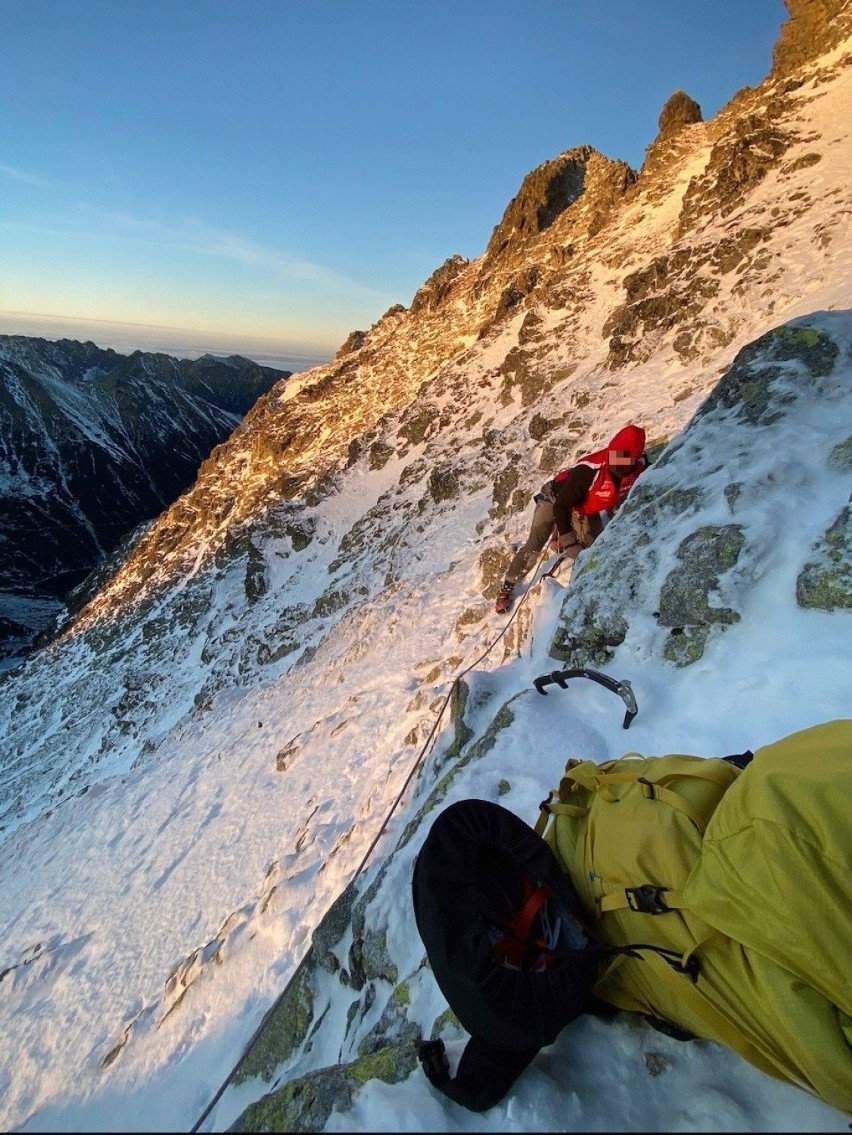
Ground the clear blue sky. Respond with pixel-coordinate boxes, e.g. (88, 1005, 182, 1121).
(1, 0, 787, 366)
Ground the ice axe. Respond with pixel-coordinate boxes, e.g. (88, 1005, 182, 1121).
(533, 666, 638, 729)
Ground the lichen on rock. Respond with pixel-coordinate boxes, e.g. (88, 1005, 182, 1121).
(694, 323, 839, 426)
(229, 1042, 418, 1133)
(658, 525, 745, 630)
(231, 960, 317, 1086)
(796, 503, 852, 610)
(828, 436, 852, 473)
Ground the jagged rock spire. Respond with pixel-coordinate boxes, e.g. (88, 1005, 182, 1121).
(657, 89, 703, 142)
(483, 145, 596, 261)
(639, 88, 704, 181)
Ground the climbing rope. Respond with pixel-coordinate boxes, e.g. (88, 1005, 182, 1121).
(190, 548, 558, 1132)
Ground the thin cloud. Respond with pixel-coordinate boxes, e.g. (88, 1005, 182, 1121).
(2, 200, 395, 306)
(0, 308, 199, 333)
(93, 208, 392, 301)
(0, 162, 53, 188)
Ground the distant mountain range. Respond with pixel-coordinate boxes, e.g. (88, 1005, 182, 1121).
(0, 336, 289, 666)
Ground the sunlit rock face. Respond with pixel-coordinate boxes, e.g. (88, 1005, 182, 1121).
(771, 0, 852, 76)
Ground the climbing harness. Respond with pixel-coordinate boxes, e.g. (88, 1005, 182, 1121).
(533, 667, 638, 729)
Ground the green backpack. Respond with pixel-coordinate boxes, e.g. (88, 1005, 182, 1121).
(534, 751, 741, 979)
(533, 722, 852, 1113)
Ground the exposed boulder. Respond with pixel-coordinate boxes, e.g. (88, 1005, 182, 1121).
(693, 324, 839, 425)
(229, 1043, 418, 1133)
(347, 879, 398, 992)
(796, 502, 852, 610)
(659, 525, 746, 666)
(312, 884, 359, 975)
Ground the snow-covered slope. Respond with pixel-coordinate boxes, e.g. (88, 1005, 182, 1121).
(0, 4, 850, 1131)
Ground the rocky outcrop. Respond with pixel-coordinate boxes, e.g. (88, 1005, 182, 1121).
(483, 145, 594, 264)
(639, 89, 704, 185)
(409, 254, 469, 314)
(229, 1042, 418, 1133)
(336, 329, 367, 357)
(657, 89, 704, 141)
(677, 111, 793, 237)
(551, 317, 852, 667)
(602, 247, 720, 367)
(771, 0, 852, 77)
(577, 151, 638, 237)
(796, 501, 852, 609)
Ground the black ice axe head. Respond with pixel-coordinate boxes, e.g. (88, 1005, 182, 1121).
(533, 667, 638, 729)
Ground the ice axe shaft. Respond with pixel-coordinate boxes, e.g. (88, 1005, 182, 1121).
(533, 667, 638, 729)
(540, 550, 570, 579)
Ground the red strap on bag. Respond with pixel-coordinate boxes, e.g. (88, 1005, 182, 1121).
(492, 878, 553, 970)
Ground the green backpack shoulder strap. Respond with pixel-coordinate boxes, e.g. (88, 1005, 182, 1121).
(534, 754, 738, 838)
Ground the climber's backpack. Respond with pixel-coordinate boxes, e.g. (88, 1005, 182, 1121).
(414, 723, 852, 1112)
(412, 753, 751, 1051)
(533, 724, 852, 1111)
(534, 751, 744, 990)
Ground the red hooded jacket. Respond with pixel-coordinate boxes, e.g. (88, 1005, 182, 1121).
(554, 424, 647, 518)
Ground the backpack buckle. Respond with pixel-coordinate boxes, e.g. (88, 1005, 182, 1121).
(625, 885, 671, 914)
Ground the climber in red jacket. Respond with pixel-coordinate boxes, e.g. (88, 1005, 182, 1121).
(495, 424, 648, 614)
